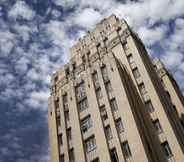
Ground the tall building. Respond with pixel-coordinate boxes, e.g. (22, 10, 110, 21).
(48, 15, 184, 162)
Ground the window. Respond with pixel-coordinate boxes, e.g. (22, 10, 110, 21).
(91, 158, 99, 162)
(55, 99, 59, 109)
(67, 128, 72, 140)
(110, 148, 119, 162)
(153, 65, 157, 71)
(82, 55, 86, 63)
(110, 98, 118, 111)
(92, 72, 100, 89)
(153, 119, 162, 133)
(54, 75, 58, 82)
(96, 43, 101, 48)
(69, 148, 75, 162)
(96, 88, 103, 99)
(63, 94, 68, 110)
(78, 98, 88, 112)
(145, 100, 154, 113)
(65, 110, 69, 121)
(85, 136, 96, 153)
(55, 98, 60, 115)
(75, 82, 86, 101)
(123, 42, 128, 50)
(56, 116, 61, 126)
(132, 68, 140, 79)
(166, 91, 171, 99)
(81, 116, 92, 133)
(100, 105, 108, 121)
(172, 105, 178, 115)
(105, 125, 113, 140)
(116, 26, 122, 32)
(59, 154, 64, 162)
(101, 66, 109, 82)
(138, 83, 147, 95)
(65, 67, 70, 77)
(115, 118, 124, 133)
(127, 54, 134, 64)
(58, 134, 63, 145)
(161, 141, 173, 158)
(121, 141, 132, 158)
(72, 62, 76, 71)
(105, 81, 112, 92)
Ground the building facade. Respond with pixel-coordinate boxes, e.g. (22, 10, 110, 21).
(48, 15, 184, 162)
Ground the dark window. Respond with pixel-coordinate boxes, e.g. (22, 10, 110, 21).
(91, 158, 99, 162)
(110, 98, 118, 111)
(138, 83, 147, 95)
(161, 141, 173, 158)
(153, 65, 157, 70)
(153, 119, 162, 133)
(145, 100, 154, 113)
(121, 141, 132, 158)
(96, 88, 103, 99)
(161, 79, 165, 87)
(101, 66, 109, 82)
(105, 81, 113, 92)
(105, 125, 113, 140)
(172, 105, 178, 114)
(122, 42, 128, 50)
(132, 68, 140, 79)
(181, 119, 184, 128)
(166, 91, 171, 99)
(78, 98, 88, 112)
(127, 54, 134, 64)
(55, 99, 59, 109)
(81, 116, 92, 133)
(116, 26, 121, 32)
(59, 154, 64, 162)
(58, 134, 63, 145)
(110, 148, 119, 162)
(56, 116, 61, 126)
(75, 82, 86, 102)
(67, 128, 72, 140)
(92, 72, 100, 89)
(54, 75, 58, 82)
(65, 67, 70, 76)
(100, 105, 108, 121)
(85, 136, 96, 153)
(63, 94, 68, 111)
(72, 62, 76, 71)
(69, 148, 75, 162)
(82, 55, 86, 63)
(115, 118, 124, 133)
(65, 110, 70, 121)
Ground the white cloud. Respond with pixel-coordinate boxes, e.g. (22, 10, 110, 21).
(43, 20, 66, 47)
(0, 31, 16, 57)
(15, 57, 30, 74)
(14, 24, 32, 42)
(138, 25, 167, 46)
(8, 1, 35, 20)
(24, 90, 50, 110)
(74, 8, 102, 29)
(53, 0, 78, 9)
(161, 51, 183, 69)
(51, 9, 61, 18)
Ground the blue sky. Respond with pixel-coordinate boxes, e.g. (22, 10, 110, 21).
(0, 0, 184, 162)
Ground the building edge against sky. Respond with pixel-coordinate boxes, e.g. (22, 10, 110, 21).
(48, 14, 184, 162)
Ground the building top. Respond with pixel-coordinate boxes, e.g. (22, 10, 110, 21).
(69, 14, 127, 59)
(50, 14, 131, 92)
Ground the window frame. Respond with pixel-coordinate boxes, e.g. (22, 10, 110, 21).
(85, 136, 97, 153)
(81, 115, 92, 133)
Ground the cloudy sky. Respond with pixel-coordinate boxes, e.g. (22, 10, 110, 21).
(0, 0, 184, 162)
